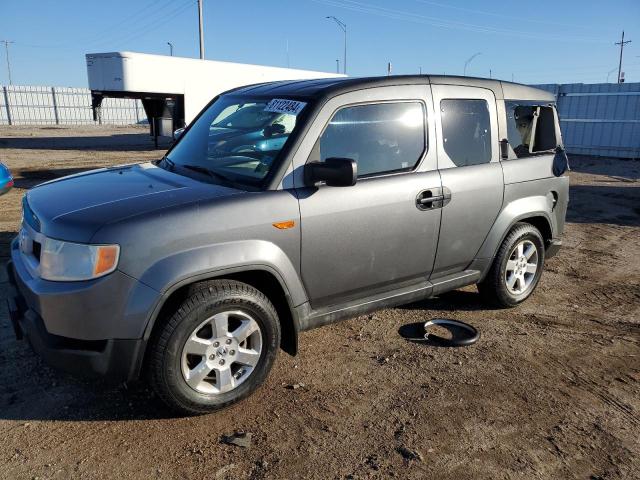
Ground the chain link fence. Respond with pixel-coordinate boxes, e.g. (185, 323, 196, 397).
(0, 85, 145, 126)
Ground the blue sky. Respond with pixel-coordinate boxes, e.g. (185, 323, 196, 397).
(1, 0, 639, 87)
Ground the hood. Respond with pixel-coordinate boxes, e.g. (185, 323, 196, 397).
(25, 162, 244, 242)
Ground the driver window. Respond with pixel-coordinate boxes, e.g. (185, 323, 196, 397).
(310, 102, 426, 177)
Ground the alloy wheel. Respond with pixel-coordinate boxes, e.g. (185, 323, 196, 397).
(504, 239, 539, 295)
(180, 310, 263, 395)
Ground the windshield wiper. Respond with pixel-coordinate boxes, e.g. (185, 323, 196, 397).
(160, 156, 175, 169)
(180, 164, 238, 187)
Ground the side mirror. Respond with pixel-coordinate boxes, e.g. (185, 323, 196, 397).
(263, 123, 286, 138)
(173, 127, 185, 140)
(305, 158, 357, 187)
(500, 138, 510, 160)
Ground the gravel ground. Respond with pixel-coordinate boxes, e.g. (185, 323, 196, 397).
(0, 125, 638, 480)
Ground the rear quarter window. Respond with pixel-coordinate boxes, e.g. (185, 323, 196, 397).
(506, 101, 558, 158)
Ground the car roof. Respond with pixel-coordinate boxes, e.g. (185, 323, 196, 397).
(228, 75, 555, 103)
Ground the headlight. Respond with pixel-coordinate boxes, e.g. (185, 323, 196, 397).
(40, 238, 120, 281)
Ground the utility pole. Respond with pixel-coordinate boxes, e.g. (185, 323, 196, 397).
(1, 40, 14, 85)
(198, 0, 205, 59)
(387, 62, 392, 76)
(336, 59, 340, 73)
(167, 42, 174, 56)
(326, 16, 346, 74)
(615, 31, 631, 84)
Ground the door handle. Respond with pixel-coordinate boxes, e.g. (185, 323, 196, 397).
(416, 189, 444, 210)
(418, 194, 444, 205)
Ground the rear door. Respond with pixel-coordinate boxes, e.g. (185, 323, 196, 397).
(430, 84, 504, 277)
(293, 85, 442, 309)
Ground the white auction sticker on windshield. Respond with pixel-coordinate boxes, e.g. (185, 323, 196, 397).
(264, 99, 307, 115)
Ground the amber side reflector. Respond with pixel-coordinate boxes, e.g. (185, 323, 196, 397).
(272, 220, 295, 230)
(94, 245, 120, 276)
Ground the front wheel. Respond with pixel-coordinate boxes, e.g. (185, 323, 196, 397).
(149, 280, 280, 415)
(478, 223, 545, 308)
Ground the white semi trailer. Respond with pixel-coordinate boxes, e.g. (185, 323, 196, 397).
(86, 51, 344, 142)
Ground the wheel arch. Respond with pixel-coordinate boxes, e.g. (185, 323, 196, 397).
(134, 266, 300, 381)
(476, 194, 555, 282)
(487, 213, 553, 263)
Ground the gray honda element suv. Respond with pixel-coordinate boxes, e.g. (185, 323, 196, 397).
(6, 76, 569, 414)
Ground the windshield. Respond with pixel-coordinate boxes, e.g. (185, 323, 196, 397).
(164, 95, 307, 188)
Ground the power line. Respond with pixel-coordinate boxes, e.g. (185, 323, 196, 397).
(12, 0, 179, 51)
(108, 1, 195, 49)
(310, 0, 609, 43)
(412, 0, 591, 30)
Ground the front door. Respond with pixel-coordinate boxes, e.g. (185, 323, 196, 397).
(294, 86, 442, 309)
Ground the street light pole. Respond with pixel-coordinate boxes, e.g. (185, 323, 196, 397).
(167, 42, 174, 56)
(326, 16, 346, 74)
(1, 40, 14, 85)
(463, 52, 482, 76)
(198, 0, 205, 59)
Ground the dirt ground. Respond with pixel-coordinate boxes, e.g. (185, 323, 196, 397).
(0, 125, 638, 480)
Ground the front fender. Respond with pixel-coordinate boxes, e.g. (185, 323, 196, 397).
(138, 239, 307, 307)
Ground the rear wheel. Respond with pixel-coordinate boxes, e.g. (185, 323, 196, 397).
(478, 223, 545, 308)
(149, 280, 280, 415)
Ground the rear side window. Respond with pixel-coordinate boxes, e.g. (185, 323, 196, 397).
(506, 102, 558, 157)
(313, 102, 426, 177)
(440, 99, 492, 167)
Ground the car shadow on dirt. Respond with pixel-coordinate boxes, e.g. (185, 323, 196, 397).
(568, 155, 640, 181)
(0, 134, 171, 152)
(568, 184, 640, 227)
(0, 317, 179, 422)
(0, 231, 17, 260)
(399, 289, 487, 313)
(0, 363, 179, 422)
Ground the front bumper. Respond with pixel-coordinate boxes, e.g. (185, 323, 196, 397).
(6, 298, 143, 383)
(6, 239, 161, 382)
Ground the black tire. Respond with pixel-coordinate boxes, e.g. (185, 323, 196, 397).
(478, 222, 545, 308)
(149, 280, 280, 415)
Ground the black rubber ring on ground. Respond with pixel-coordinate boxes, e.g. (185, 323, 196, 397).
(423, 319, 480, 347)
